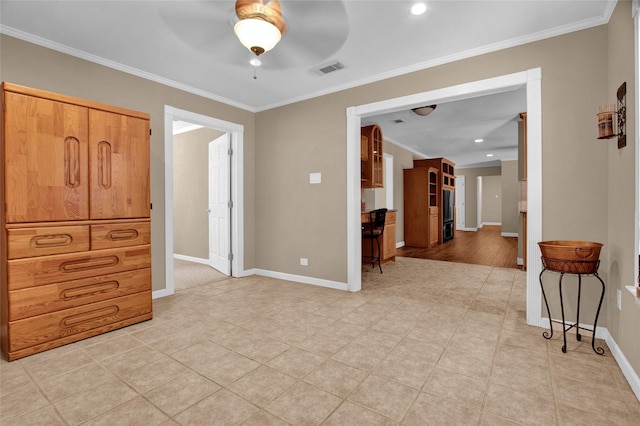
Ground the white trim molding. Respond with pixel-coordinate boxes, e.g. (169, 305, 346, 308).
(347, 68, 543, 326)
(605, 329, 640, 400)
(501, 232, 519, 237)
(248, 269, 349, 292)
(163, 105, 245, 298)
(173, 254, 210, 265)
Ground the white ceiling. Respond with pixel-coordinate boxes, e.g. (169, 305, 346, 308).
(0, 0, 616, 167)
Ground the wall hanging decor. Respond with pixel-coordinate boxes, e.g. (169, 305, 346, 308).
(597, 82, 626, 149)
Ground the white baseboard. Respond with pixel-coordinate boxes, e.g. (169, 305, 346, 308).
(152, 288, 173, 299)
(501, 232, 518, 237)
(539, 318, 639, 401)
(174, 253, 209, 265)
(396, 241, 405, 248)
(603, 328, 640, 401)
(461, 227, 478, 232)
(245, 268, 349, 292)
(517, 257, 523, 265)
(482, 222, 501, 226)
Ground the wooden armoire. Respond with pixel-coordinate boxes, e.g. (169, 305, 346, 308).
(0, 83, 152, 361)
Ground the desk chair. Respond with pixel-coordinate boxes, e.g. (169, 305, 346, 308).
(362, 208, 387, 273)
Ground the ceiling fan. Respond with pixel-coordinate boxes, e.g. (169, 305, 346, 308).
(158, 0, 349, 70)
(234, 0, 287, 56)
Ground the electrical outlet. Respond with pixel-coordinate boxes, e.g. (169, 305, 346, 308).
(300, 258, 308, 266)
(309, 173, 321, 184)
(617, 288, 622, 310)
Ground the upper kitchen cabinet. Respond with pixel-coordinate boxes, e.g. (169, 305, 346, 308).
(361, 125, 383, 188)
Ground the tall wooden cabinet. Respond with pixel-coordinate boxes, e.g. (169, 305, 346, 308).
(413, 158, 455, 243)
(404, 158, 456, 247)
(403, 167, 439, 248)
(1, 83, 152, 361)
(361, 125, 383, 188)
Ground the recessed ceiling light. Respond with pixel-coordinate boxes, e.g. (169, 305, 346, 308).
(250, 58, 262, 67)
(411, 3, 427, 16)
(486, 154, 494, 157)
(474, 138, 484, 143)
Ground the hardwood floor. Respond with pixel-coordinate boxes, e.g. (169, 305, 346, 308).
(397, 225, 520, 269)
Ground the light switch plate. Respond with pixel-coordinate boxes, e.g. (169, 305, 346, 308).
(309, 172, 321, 184)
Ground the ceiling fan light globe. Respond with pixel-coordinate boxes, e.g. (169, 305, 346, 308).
(234, 18, 282, 56)
(412, 105, 437, 116)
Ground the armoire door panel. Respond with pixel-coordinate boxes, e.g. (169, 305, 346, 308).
(89, 110, 150, 219)
(4, 92, 89, 222)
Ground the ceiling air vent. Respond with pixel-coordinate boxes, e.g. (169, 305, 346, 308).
(391, 119, 406, 124)
(312, 61, 345, 75)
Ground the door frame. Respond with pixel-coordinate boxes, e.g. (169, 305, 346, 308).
(346, 68, 544, 328)
(455, 175, 466, 230)
(162, 105, 244, 297)
(384, 153, 394, 209)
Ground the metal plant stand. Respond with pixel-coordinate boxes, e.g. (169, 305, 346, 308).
(539, 257, 606, 355)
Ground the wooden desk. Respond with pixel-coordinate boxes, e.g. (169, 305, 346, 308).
(362, 210, 396, 265)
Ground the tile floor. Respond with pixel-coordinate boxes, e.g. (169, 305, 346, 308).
(1, 257, 639, 425)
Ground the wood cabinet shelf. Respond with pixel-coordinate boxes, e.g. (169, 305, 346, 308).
(361, 125, 383, 188)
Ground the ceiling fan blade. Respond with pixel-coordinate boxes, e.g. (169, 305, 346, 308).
(262, 0, 349, 69)
(158, 1, 236, 52)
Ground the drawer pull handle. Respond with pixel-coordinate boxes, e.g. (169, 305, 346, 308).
(59, 256, 119, 273)
(97, 141, 112, 189)
(60, 281, 119, 300)
(31, 234, 73, 248)
(107, 229, 139, 241)
(60, 305, 120, 328)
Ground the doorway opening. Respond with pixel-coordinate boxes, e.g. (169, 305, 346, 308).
(162, 106, 245, 297)
(347, 68, 543, 327)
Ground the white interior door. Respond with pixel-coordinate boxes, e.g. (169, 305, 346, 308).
(456, 175, 465, 230)
(209, 134, 230, 275)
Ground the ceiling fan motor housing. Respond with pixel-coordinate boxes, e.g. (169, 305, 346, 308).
(235, 0, 287, 34)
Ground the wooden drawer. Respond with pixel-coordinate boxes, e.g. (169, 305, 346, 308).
(7, 291, 152, 352)
(91, 222, 150, 250)
(7, 225, 90, 259)
(7, 245, 151, 290)
(8, 269, 151, 321)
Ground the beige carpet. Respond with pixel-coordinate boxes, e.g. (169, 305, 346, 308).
(173, 258, 229, 291)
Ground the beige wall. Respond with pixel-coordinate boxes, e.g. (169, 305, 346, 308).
(501, 160, 520, 235)
(605, 1, 640, 375)
(456, 166, 502, 229)
(0, 34, 257, 292)
(481, 176, 502, 224)
(173, 127, 225, 259)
